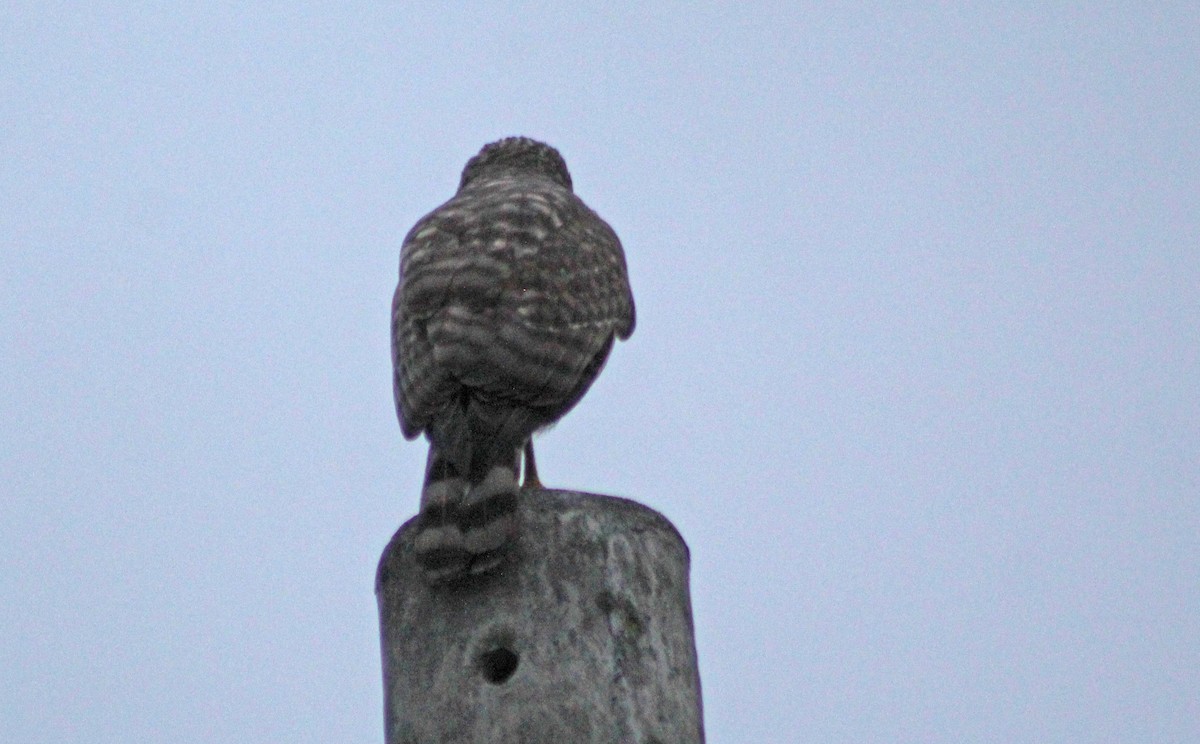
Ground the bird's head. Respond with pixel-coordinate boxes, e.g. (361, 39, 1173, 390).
(459, 137, 573, 192)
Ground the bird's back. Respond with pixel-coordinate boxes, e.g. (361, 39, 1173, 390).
(393, 172, 634, 440)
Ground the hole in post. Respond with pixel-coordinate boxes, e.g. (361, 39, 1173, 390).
(478, 647, 519, 684)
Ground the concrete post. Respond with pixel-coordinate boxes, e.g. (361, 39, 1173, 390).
(376, 489, 704, 743)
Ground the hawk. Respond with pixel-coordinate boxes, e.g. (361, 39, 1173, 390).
(392, 137, 635, 582)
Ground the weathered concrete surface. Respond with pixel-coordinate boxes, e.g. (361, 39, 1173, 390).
(376, 489, 704, 744)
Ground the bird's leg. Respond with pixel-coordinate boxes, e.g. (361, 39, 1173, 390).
(522, 439, 542, 489)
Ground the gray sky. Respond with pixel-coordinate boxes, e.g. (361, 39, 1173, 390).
(3, 3, 1197, 742)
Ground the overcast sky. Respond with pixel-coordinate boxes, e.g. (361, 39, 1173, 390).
(3, 3, 1197, 742)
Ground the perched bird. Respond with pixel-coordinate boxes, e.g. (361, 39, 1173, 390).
(391, 137, 635, 582)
